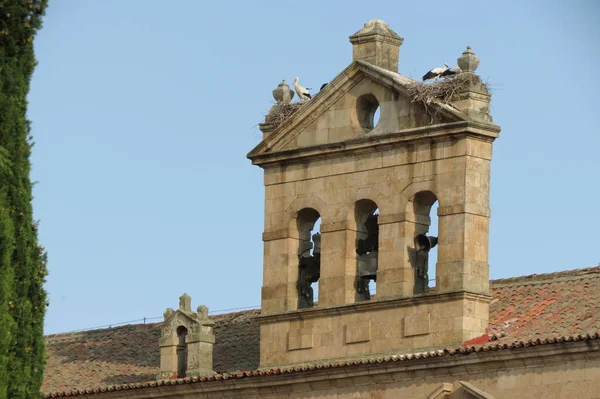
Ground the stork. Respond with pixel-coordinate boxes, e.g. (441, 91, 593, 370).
(440, 65, 462, 78)
(293, 77, 312, 100)
(422, 63, 449, 81)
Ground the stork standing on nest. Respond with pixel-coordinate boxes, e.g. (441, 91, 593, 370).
(440, 65, 462, 78)
(422, 63, 449, 81)
(293, 77, 312, 100)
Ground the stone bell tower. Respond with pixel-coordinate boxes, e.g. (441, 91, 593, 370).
(248, 20, 499, 369)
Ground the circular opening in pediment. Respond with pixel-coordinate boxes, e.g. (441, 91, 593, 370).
(356, 94, 380, 132)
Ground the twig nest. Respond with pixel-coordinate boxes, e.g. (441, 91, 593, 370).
(407, 74, 485, 105)
(266, 102, 305, 127)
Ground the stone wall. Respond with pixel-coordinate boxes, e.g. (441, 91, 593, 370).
(258, 120, 496, 365)
(258, 292, 490, 368)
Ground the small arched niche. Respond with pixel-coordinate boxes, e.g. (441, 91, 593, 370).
(354, 199, 379, 301)
(297, 208, 321, 309)
(410, 191, 439, 294)
(356, 93, 380, 132)
(176, 326, 188, 378)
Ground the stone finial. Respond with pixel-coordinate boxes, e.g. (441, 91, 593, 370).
(179, 293, 191, 312)
(349, 19, 404, 72)
(457, 46, 480, 74)
(350, 19, 403, 43)
(451, 46, 492, 123)
(197, 305, 209, 320)
(272, 80, 294, 105)
(163, 308, 174, 320)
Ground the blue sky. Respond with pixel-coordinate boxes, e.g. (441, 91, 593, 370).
(29, 1, 599, 334)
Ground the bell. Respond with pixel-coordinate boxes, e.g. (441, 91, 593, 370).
(357, 251, 378, 279)
(312, 233, 321, 255)
(415, 234, 438, 252)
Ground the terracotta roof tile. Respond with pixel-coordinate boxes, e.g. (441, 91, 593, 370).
(487, 266, 600, 343)
(42, 310, 259, 394)
(44, 333, 600, 398)
(43, 266, 600, 397)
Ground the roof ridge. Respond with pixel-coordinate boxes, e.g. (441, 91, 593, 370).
(45, 309, 261, 339)
(45, 321, 161, 340)
(490, 266, 600, 288)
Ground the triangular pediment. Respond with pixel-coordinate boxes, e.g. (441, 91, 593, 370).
(456, 381, 497, 399)
(427, 382, 497, 399)
(248, 60, 467, 162)
(161, 309, 199, 338)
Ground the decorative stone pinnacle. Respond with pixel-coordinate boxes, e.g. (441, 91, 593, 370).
(163, 308, 174, 320)
(457, 46, 480, 73)
(179, 293, 191, 312)
(349, 19, 403, 45)
(197, 305, 209, 320)
(272, 80, 294, 105)
(365, 19, 385, 28)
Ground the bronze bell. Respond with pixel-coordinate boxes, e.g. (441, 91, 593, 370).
(415, 234, 438, 253)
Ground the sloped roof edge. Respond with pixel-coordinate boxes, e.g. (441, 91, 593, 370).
(491, 265, 600, 288)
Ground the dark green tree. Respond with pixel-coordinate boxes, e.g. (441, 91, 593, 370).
(0, 1, 49, 397)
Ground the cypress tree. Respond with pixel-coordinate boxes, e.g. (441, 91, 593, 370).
(0, 1, 49, 397)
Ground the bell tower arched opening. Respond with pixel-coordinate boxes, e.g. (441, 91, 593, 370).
(354, 199, 379, 301)
(297, 208, 321, 309)
(176, 326, 188, 378)
(428, 201, 439, 288)
(410, 191, 439, 294)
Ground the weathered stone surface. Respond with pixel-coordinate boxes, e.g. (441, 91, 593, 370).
(457, 46, 480, 73)
(404, 312, 430, 337)
(159, 295, 215, 379)
(271, 80, 294, 105)
(287, 328, 314, 351)
(345, 321, 372, 344)
(349, 19, 404, 72)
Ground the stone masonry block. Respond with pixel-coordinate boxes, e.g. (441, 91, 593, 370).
(345, 321, 372, 344)
(404, 312, 430, 337)
(288, 328, 314, 351)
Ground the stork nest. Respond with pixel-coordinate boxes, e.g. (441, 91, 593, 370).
(406, 73, 487, 106)
(265, 102, 306, 127)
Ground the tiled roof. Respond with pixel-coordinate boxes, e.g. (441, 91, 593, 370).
(486, 266, 600, 344)
(42, 310, 260, 394)
(43, 266, 600, 397)
(44, 332, 600, 398)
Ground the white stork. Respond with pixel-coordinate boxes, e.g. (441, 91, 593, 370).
(440, 65, 462, 78)
(293, 77, 312, 100)
(422, 63, 449, 81)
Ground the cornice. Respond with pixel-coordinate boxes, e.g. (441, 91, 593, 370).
(256, 291, 492, 324)
(249, 121, 500, 168)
